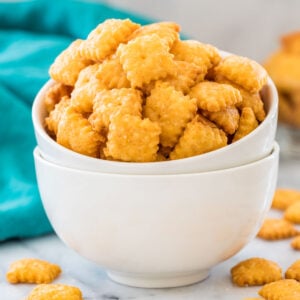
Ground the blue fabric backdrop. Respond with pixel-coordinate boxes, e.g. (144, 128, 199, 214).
(0, 0, 149, 241)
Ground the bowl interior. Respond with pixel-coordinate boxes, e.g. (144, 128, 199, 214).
(32, 61, 278, 175)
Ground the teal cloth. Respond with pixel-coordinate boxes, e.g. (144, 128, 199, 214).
(0, 0, 149, 241)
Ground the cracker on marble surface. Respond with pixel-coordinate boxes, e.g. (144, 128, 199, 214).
(258, 279, 300, 300)
(284, 201, 300, 224)
(6, 258, 61, 284)
(26, 283, 82, 300)
(291, 235, 300, 250)
(257, 218, 298, 240)
(231, 257, 282, 287)
(285, 259, 300, 281)
(271, 188, 300, 211)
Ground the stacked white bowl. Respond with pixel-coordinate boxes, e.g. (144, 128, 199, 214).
(32, 74, 279, 288)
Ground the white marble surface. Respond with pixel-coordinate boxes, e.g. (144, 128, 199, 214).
(1, 153, 300, 300)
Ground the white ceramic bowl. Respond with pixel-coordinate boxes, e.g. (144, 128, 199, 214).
(32, 75, 278, 175)
(34, 142, 279, 288)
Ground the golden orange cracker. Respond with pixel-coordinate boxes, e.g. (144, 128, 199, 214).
(281, 31, 300, 54)
(284, 201, 300, 224)
(258, 279, 300, 300)
(232, 107, 258, 142)
(96, 56, 131, 89)
(45, 96, 70, 136)
(190, 81, 242, 112)
(202, 106, 240, 134)
(165, 60, 205, 94)
(285, 259, 300, 281)
(237, 89, 266, 122)
(71, 79, 105, 113)
(129, 21, 180, 47)
(117, 34, 176, 88)
(231, 257, 282, 287)
(169, 115, 227, 160)
(271, 188, 300, 210)
(26, 283, 82, 300)
(291, 235, 300, 250)
(171, 39, 221, 70)
(44, 82, 73, 113)
(213, 74, 266, 122)
(104, 114, 161, 162)
(215, 55, 268, 93)
(57, 107, 104, 158)
(74, 63, 100, 88)
(6, 258, 61, 284)
(257, 218, 298, 240)
(144, 82, 197, 147)
(79, 18, 140, 61)
(89, 88, 142, 132)
(264, 50, 300, 91)
(49, 40, 92, 86)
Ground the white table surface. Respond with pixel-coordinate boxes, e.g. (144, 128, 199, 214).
(1, 151, 300, 300)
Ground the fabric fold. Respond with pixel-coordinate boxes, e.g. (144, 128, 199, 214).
(0, 0, 149, 241)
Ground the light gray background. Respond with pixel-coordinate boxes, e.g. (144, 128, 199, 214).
(102, 0, 300, 63)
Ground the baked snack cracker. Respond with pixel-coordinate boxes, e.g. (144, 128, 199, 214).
(215, 55, 268, 93)
(104, 114, 161, 162)
(129, 21, 180, 48)
(272, 188, 300, 210)
(170, 115, 227, 160)
(144, 82, 197, 148)
(189, 81, 242, 112)
(26, 283, 82, 300)
(257, 218, 298, 240)
(79, 18, 140, 61)
(44, 82, 72, 113)
(171, 39, 221, 70)
(45, 96, 70, 136)
(202, 106, 240, 134)
(284, 201, 300, 224)
(89, 88, 142, 132)
(49, 40, 91, 86)
(291, 235, 300, 250)
(232, 107, 258, 142)
(45, 19, 268, 162)
(259, 279, 300, 300)
(285, 259, 300, 281)
(117, 34, 176, 88)
(231, 257, 282, 287)
(6, 258, 61, 284)
(57, 106, 105, 158)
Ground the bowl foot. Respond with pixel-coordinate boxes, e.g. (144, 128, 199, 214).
(107, 269, 209, 288)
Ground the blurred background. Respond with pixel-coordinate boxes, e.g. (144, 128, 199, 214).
(99, 0, 300, 62)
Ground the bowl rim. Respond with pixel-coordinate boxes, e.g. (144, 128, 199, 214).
(32, 53, 278, 170)
(33, 141, 279, 178)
